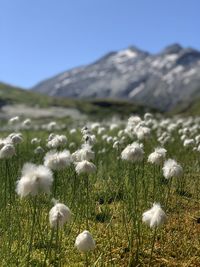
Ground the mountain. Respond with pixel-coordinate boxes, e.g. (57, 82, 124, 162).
(32, 43, 200, 111)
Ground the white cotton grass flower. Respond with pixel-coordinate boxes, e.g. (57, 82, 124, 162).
(31, 138, 41, 145)
(148, 147, 167, 165)
(110, 123, 118, 131)
(106, 136, 113, 144)
(70, 128, 77, 135)
(69, 142, 76, 149)
(97, 127, 106, 135)
(75, 160, 96, 175)
(72, 144, 94, 162)
(0, 144, 15, 159)
(144, 113, 153, 121)
(49, 200, 72, 228)
(91, 122, 100, 131)
(16, 163, 53, 198)
(9, 116, 19, 124)
(142, 203, 167, 228)
(9, 133, 23, 145)
(47, 134, 67, 149)
(121, 142, 144, 162)
(183, 139, 195, 147)
(22, 118, 31, 129)
(75, 230, 96, 252)
(34, 146, 45, 154)
(81, 126, 91, 135)
(163, 159, 183, 179)
(113, 141, 120, 149)
(82, 134, 96, 146)
(135, 125, 151, 141)
(47, 121, 57, 131)
(44, 150, 72, 170)
(195, 135, 200, 144)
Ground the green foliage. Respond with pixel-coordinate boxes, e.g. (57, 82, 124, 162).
(0, 83, 156, 119)
(0, 123, 199, 266)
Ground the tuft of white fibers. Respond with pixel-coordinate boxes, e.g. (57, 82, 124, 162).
(144, 113, 153, 121)
(135, 125, 151, 141)
(97, 127, 106, 135)
(183, 139, 195, 147)
(0, 144, 15, 159)
(16, 163, 53, 198)
(72, 144, 94, 162)
(110, 123, 118, 131)
(10, 133, 23, 145)
(81, 126, 91, 135)
(106, 136, 113, 144)
(121, 142, 144, 162)
(34, 146, 44, 154)
(47, 134, 67, 149)
(44, 150, 72, 170)
(49, 202, 72, 228)
(162, 159, 183, 179)
(148, 147, 167, 165)
(113, 141, 120, 149)
(75, 160, 96, 175)
(82, 134, 96, 146)
(22, 118, 31, 129)
(70, 128, 77, 135)
(47, 121, 57, 131)
(142, 203, 167, 228)
(91, 122, 100, 131)
(75, 230, 96, 252)
(195, 135, 200, 144)
(31, 138, 41, 145)
(9, 116, 19, 124)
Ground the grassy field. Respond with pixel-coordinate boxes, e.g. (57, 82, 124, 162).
(0, 83, 156, 119)
(0, 114, 200, 266)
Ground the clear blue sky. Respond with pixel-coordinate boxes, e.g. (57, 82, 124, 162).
(1, 0, 200, 88)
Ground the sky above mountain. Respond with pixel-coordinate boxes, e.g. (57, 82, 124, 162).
(1, 0, 200, 88)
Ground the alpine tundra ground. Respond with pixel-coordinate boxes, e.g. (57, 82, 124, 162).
(0, 114, 200, 267)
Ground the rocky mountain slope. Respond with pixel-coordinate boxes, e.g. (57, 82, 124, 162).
(32, 44, 200, 111)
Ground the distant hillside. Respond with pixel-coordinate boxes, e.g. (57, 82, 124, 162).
(0, 83, 156, 118)
(32, 44, 200, 111)
(171, 87, 200, 116)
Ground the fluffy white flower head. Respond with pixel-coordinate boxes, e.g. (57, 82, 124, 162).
(9, 116, 19, 124)
(75, 230, 96, 252)
(163, 159, 183, 179)
(49, 201, 72, 228)
(142, 203, 167, 228)
(72, 144, 94, 162)
(75, 160, 96, 175)
(44, 150, 72, 170)
(0, 144, 15, 159)
(47, 135, 67, 149)
(148, 147, 167, 165)
(121, 142, 144, 162)
(16, 163, 53, 197)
